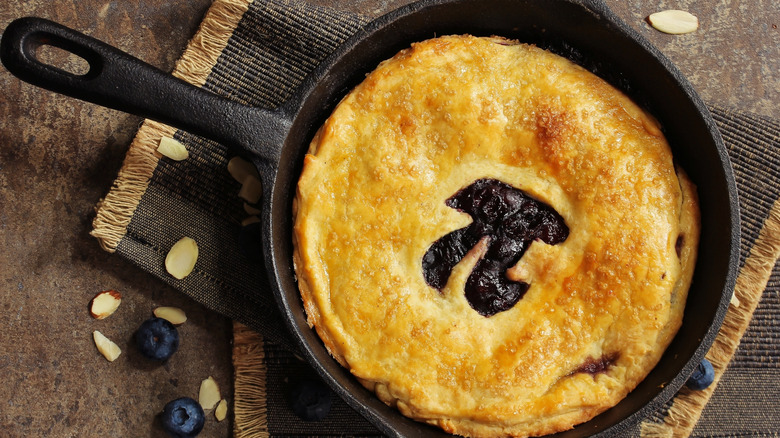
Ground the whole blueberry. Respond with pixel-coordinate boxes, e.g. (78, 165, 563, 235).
(238, 221, 263, 262)
(160, 397, 205, 438)
(135, 317, 179, 361)
(686, 358, 715, 390)
(289, 379, 333, 421)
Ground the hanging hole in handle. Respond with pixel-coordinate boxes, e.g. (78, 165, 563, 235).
(22, 31, 103, 79)
(35, 43, 90, 76)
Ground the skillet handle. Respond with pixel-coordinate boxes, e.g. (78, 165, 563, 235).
(0, 17, 290, 157)
(581, 0, 608, 7)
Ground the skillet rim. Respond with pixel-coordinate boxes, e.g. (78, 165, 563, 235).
(263, 0, 740, 436)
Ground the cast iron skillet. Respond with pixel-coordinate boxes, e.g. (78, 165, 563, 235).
(2, 0, 739, 436)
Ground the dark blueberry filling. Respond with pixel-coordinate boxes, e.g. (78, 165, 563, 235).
(422, 178, 569, 316)
(675, 234, 684, 258)
(572, 353, 620, 375)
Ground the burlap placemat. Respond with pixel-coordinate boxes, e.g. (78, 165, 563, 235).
(90, 0, 780, 436)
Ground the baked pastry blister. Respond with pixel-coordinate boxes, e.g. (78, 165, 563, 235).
(293, 35, 699, 437)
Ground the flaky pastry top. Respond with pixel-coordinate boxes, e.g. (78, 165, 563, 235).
(293, 35, 699, 437)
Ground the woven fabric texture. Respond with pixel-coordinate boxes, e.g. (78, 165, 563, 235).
(91, 0, 780, 436)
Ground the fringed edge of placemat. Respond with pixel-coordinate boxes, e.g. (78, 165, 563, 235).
(90, 0, 252, 252)
(233, 322, 270, 438)
(641, 200, 780, 437)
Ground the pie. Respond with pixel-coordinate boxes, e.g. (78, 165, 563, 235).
(292, 35, 699, 437)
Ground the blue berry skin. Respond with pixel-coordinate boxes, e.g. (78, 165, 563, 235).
(686, 358, 715, 390)
(135, 317, 180, 361)
(289, 379, 333, 421)
(239, 221, 263, 262)
(160, 397, 205, 438)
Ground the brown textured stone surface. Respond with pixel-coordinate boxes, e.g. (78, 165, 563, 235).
(0, 0, 777, 437)
(0, 1, 229, 436)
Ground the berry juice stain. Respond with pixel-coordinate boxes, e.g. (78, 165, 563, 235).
(573, 353, 619, 375)
(422, 178, 569, 316)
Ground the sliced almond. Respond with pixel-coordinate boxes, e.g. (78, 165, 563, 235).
(199, 376, 221, 410)
(153, 306, 187, 325)
(157, 136, 189, 161)
(165, 237, 199, 280)
(90, 290, 122, 319)
(214, 399, 228, 422)
(227, 156, 260, 183)
(648, 10, 699, 34)
(238, 175, 263, 204)
(730, 290, 741, 308)
(93, 330, 121, 362)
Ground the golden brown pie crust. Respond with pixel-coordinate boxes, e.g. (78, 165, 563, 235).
(292, 35, 700, 437)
